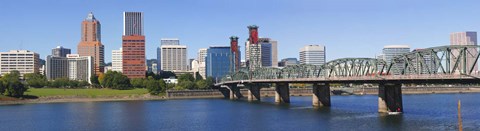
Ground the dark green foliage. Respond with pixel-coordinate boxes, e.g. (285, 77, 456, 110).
(145, 71, 162, 80)
(101, 71, 132, 90)
(2, 70, 28, 97)
(178, 74, 195, 83)
(205, 77, 215, 88)
(90, 75, 100, 88)
(195, 79, 208, 89)
(0, 80, 5, 95)
(195, 72, 203, 81)
(146, 78, 166, 95)
(24, 73, 47, 88)
(131, 78, 145, 88)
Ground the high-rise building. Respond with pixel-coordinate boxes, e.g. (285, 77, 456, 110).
(279, 58, 299, 67)
(0, 50, 40, 76)
(123, 12, 144, 36)
(271, 40, 278, 67)
(450, 32, 478, 73)
(52, 46, 71, 57)
(300, 45, 326, 66)
(122, 12, 145, 78)
(77, 12, 104, 75)
(382, 45, 410, 75)
(197, 48, 207, 79)
(112, 48, 123, 72)
(46, 56, 68, 80)
(122, 35, 146, 78)
(258, 38, 277, 67)
(46, 54, 93, 83)
(206, 46, 233, 81)
(160, 45, 187, 72)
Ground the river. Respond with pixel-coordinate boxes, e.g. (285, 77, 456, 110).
(1, 93, 479, 131)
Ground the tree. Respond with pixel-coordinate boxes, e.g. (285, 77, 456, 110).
(131, 78, 145, 88)
(24, 73, 47, 88)
(146, 78, 166, 95)
(90, 75, 100, 88)
(78, 80, 90, 87)
(0, 80, 5, 95)
(195, 72, 204, 81)
(3, 70, 28, 97)
(101, 71, 132, 90)
(51, 78, 70, 88)
(195, 79, 208, 89)
(98, 73, 106, 87)
(178, 74, 195, 83)
(205, 77, 215, 89)
(176, 81, 196, 90)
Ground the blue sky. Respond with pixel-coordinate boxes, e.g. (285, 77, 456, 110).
(1, 0, 479, 63)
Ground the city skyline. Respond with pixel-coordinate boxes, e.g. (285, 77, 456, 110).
(1, 0, 480, 63)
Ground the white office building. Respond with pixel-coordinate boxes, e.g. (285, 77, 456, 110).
(160, 45, 188, 72)
(0, 50, 40, 76)
(112, 48, 123, 72)
(46, 54, 93, 83)
(382, 45, 410, 75)
(299, 45, 326, 66)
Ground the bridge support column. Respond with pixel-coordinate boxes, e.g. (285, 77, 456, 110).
(227, 84, 242, 100)
(247, 85, 261, 101)
(312, 83, 331, 107)
(378, 83, 403, 113)
(275, 83, 290, 103)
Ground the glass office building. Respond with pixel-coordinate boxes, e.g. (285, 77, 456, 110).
(206, 46, 233, 81)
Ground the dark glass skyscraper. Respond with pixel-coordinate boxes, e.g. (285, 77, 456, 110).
(206, 46, 233, 81)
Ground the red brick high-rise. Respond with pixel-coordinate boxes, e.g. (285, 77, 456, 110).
(122, 12, 145, 78)
(77, 12, 104, 75)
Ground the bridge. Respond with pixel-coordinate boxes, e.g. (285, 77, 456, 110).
(216, 45, 480, 113)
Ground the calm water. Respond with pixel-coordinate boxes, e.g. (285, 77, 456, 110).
(1, 94, 480, 131)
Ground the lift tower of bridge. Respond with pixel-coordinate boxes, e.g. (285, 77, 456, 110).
(247, 25, 262, 71)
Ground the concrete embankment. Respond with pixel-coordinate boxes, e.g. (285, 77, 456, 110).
(166, 87, 480, 99)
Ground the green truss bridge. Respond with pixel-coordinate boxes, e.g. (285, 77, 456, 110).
(216, 45, 480, 113)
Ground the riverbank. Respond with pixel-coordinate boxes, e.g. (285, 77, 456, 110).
(2, 87, 480, 105)
(0, 88, 166, 105)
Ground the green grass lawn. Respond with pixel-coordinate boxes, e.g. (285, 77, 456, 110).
(24, 88, 149, 97)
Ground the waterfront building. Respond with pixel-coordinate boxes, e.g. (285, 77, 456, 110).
(51, 46, 71, 57)
(279, 58, 299, 67)
(197, 48, 208, 79)
(411, 49, 436, 74)
(111, 48, 122, 72)
(46, 54, 93, 83)
(258, 38, 277, 67)
(382, 45, 410, 75)
(0, 50, 40, 76)
(122, 12, 145, 78)
(450, 32, 478, 74)
(206, 46, 233, 81)
(160, 45, 187, 72)
(299, 45, 326, 66)
(77, 12, 104, 75)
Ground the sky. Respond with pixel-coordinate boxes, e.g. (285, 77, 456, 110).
(1, 0, 480, 63)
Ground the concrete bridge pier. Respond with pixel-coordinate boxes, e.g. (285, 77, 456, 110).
(378, 83, 403, 113)
(227, 84, 242, 100)
(247, 85, 261, 101)
(312, 83, 331, 107)
(275, 83, 290, 103)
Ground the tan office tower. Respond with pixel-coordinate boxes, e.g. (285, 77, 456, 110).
(77, 12, 104, 75)
(450, 32, 478, 74)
